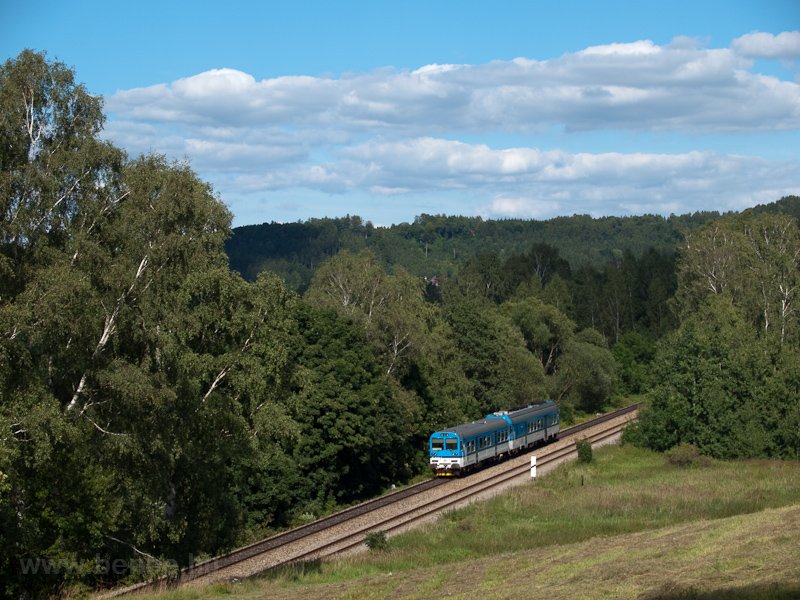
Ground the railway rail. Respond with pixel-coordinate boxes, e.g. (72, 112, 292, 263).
(101, 403, 639, 596)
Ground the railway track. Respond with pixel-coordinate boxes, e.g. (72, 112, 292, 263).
(101, 403, 638, 596)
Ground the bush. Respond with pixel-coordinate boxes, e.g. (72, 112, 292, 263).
(620, 420, 645, 446)
(576, 439, 593, 464)
(365, 530, 388, 551)
(665, 443, 710, 467)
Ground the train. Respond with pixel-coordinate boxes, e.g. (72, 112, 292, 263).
(429, 400, 560, 476)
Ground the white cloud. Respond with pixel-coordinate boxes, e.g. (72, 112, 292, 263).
(732, 31, 800, 59)
(173, 68, 257, 97)
(485, 195, 562, 219)
(106, 36, 800, 134)
(217, 137, 799, 220)
(579, 40, 662, 56)
(101, 35, 800, 224)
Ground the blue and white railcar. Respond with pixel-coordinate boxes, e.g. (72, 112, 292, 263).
(429, 400, 560, 476)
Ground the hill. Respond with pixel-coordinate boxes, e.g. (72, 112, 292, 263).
(225, 196, 800, 291)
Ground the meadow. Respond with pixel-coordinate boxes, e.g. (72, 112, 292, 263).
(135, 444, 800, 600)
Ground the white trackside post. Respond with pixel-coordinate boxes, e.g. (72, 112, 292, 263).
(531, 456, 537, 480)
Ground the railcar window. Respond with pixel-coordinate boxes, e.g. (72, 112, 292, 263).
(432, 439, 444, 450)
(445, 439, 458, 450)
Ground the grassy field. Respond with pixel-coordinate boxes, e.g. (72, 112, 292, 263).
(137, 445, 800, 600)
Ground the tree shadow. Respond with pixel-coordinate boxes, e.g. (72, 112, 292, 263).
(257, 558, 324, 582)
(642, 582, 800, 600)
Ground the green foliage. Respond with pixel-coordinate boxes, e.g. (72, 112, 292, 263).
(0, 51, 302, 594)
(400, 317, 478, 436)
(612, 331, 656, 395)
(635, 289, 800, 459)
(226, 216, 372, 288)
(631, 212, 800, 460)
(576, 439, 593, 463)
(444, 298, 547, 413)
(552, 332, 618, 414)
(675, 212, 800, 345)
(503, 296, 575, 375)
(664, 443, 709, 468)
(304, 249, 428, 379)
(227, 211, 707, 292)
(288, 304, 415, 505)
(364, 530, 389, 551)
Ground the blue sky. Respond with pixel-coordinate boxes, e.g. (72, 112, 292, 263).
(3, 1, 799, 226)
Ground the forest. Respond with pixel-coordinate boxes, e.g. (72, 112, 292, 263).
(1, 50, 799, 598)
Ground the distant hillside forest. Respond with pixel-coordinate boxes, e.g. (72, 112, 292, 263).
(2, 49, 799, 598)
(226, 197, 800, 292)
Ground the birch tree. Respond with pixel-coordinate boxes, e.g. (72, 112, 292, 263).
(676, 219, 746, 314)
(676, 213, 800, 344)
(0, 51, 298, 593)
(305, 249, 428, 377)
(741, 214, 800, 345)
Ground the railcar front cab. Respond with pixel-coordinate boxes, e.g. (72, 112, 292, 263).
(429, 431, 463, 476)
(429, 418, 509, 476)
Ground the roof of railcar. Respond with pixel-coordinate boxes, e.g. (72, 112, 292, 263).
(499, 402, 558, 425)
(431, 418, 506, 440)
(431, 401, 558, 440)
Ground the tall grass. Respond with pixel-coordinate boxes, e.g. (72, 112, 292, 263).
(137, 445, 800, 598)
(271, 445, 800, 586)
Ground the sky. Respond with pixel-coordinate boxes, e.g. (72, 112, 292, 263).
(2, 1, 800, 227)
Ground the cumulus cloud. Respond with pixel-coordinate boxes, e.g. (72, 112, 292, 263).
(102, 34, 800, 224)
(732, 31, 800, 59)
(486, 195, 562, 219)
(107, 36, 800, 134)
(219, 137, 800, 219)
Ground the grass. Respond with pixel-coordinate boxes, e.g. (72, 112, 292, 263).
(133, 445, 800, 600)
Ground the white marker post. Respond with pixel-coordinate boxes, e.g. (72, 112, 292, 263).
(530, 455, 537, 480)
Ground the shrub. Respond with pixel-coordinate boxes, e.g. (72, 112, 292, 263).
(620, 420, 645, 446)
(665, 442, 709, 467)
(365, 530, 388, 551)
(576, 439, 593, 464)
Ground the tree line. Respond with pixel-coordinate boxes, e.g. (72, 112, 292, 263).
(1, 50, 799, 598)
(226, 209, 725, 292)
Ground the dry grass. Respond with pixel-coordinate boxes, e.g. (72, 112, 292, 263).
(134, 446, 800, 600)
(236, 505, 800, 599)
